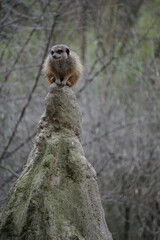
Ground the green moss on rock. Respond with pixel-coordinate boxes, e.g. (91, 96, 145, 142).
(0, 86, 112, 240)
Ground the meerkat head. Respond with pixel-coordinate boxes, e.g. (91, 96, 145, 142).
(50, 44, 70, 61)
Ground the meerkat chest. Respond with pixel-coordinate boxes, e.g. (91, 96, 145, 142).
(54, 60, 72, 74)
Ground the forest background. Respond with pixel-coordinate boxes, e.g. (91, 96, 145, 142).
(0, 0, 160, 239)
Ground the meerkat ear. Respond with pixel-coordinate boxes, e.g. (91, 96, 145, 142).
(66, 48, 70, 55)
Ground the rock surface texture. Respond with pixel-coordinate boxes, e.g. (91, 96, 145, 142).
(0, 85, 113, 240)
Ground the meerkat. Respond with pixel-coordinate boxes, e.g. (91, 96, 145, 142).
(42, 44, 83, 88)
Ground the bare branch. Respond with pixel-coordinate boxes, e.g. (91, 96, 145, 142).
(0, 165, 19, 178)
(0, 0, 51, 92)
(0, 1, 62, 163)
(2, 131, 36, 160)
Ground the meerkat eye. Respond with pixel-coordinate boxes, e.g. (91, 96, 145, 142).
(57, 50, 63, 54)
(51, 50, 54, 55)
(66, 48, 70, 55)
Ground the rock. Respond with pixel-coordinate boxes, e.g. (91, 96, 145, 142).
(0, 84, 112, 240)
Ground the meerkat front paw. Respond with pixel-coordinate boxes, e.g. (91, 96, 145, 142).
(56, 82, 65, 88)
(66, 81, 71, 87)
(51, 77, 56, 83)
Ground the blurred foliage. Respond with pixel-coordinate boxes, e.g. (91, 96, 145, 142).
(0, 0, 160, 239)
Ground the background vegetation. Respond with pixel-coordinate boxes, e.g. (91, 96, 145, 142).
(0, 0, 160, 239)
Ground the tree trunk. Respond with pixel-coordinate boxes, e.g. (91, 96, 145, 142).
(0, 85, 113, 240)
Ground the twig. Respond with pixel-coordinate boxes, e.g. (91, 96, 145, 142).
(0, 165, 19, 178)
(103, 195, 160, 219)
(0, 0, 51, 92)
(78, 56, 116, 94)
(0, 1, 62, 163)
(2, 131, 36, 160)
(0, 64, 40, 74)
(83, 119, 143, 146)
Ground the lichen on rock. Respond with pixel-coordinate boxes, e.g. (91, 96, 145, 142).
(0, 84, 113, 240)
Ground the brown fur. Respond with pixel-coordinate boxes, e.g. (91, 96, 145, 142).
(42, 44, 83, 88)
